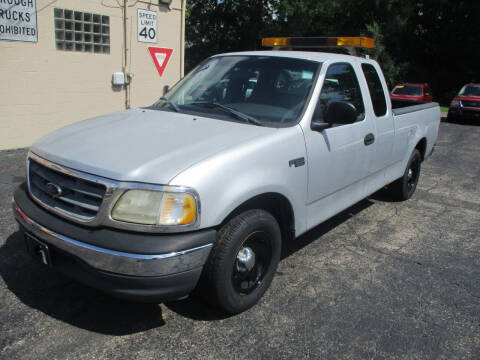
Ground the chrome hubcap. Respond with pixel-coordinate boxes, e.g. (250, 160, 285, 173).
(232, 231, 272, 295)
(236, 246, 256, 273)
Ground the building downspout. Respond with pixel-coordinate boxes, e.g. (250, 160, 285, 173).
(123, 0, 130, 109)
(180, 0, 186, 77)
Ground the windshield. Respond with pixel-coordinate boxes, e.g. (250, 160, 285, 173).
(152, 55, 320, 127)
(459, 85, 480, 97)
(392, 85, 422, 96)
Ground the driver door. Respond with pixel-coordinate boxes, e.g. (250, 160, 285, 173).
(303, 62, 375, 228)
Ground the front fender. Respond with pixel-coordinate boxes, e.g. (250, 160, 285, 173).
(169, 125, 308, 236)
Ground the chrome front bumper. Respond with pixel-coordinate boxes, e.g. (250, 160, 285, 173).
(13, 202, 213, 277)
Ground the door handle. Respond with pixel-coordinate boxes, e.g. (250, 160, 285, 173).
(364, 133, 375, 146)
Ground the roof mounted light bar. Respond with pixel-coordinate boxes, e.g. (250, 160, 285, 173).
(261, 36, 375, 56)
(262, 36, 375, 49)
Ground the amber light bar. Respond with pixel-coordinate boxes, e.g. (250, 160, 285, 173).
(261, 36, 375, 49)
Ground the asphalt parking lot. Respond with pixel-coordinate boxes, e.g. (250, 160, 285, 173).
(1, 121, 479, 359)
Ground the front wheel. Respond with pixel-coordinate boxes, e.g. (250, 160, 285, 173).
(446, 111, 455, 123)
(200, 209, 281, 314)
(390, 149, 422, 201)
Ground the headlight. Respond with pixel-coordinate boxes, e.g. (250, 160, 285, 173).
(111, 189, 197, 226)
(450, 100, 461, 107)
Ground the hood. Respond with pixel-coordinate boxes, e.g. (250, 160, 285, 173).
(31, 108, 274, 184)
(455, 95, 480, 102)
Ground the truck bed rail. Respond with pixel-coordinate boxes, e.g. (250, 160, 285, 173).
(392, 101, 439, 116)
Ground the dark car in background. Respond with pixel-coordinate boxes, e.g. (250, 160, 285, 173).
(447, 83, 480, 122)
(390, 83, 433, 103)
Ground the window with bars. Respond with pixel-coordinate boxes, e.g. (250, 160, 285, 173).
(54, 8, 110, 54)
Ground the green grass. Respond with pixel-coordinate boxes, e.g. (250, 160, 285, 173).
(440, 106, 449, 113)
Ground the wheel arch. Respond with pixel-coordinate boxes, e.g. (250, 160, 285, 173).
(220, 192, 295, 243)
(415, 137, 427, 161)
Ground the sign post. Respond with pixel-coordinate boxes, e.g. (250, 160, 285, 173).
(0, 0, 38, 42)
(137, 8, 157, 43)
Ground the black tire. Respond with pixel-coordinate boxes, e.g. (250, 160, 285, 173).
(390, 149, 422, 201)
(446, 111, 455, 123)
(200, 209, 281, 314)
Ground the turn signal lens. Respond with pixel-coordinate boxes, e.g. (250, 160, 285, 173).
(159, 193, 196, 225)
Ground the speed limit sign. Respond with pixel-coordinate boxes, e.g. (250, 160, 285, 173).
(137, 9, 157, 43)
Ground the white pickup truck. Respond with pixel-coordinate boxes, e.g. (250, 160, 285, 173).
(13, 42, 440, 314)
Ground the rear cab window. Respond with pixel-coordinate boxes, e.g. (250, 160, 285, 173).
(361, 63, 387, 117)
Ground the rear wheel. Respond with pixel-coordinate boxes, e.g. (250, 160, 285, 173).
(200, 209, 281, 314)
(390, 149, 421, 201)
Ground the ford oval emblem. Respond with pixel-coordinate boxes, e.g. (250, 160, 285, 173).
(46, 182, 63, 198)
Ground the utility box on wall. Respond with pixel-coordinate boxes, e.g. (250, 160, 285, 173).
(0, 0, 185, 150)
(112, 72, 126, 86)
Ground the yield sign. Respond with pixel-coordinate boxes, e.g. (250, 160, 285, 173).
(148, 47, 173, 77)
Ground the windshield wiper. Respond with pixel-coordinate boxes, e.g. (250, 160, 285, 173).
(190, 102, 263, 126)
(159, 97, 181, 112)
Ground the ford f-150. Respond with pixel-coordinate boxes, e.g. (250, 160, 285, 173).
(13, 40, 441, 314)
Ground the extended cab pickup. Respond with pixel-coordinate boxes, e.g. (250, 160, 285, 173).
(13, 50, 441, 314)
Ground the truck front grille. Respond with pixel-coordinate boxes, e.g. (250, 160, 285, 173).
(461, 100, 480, 108)
(28, 159, 106, 220)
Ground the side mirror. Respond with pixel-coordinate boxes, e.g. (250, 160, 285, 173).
(325, 101, 357, 125)
(311, 121, 331, 132)
(163, 85, 170, 96)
